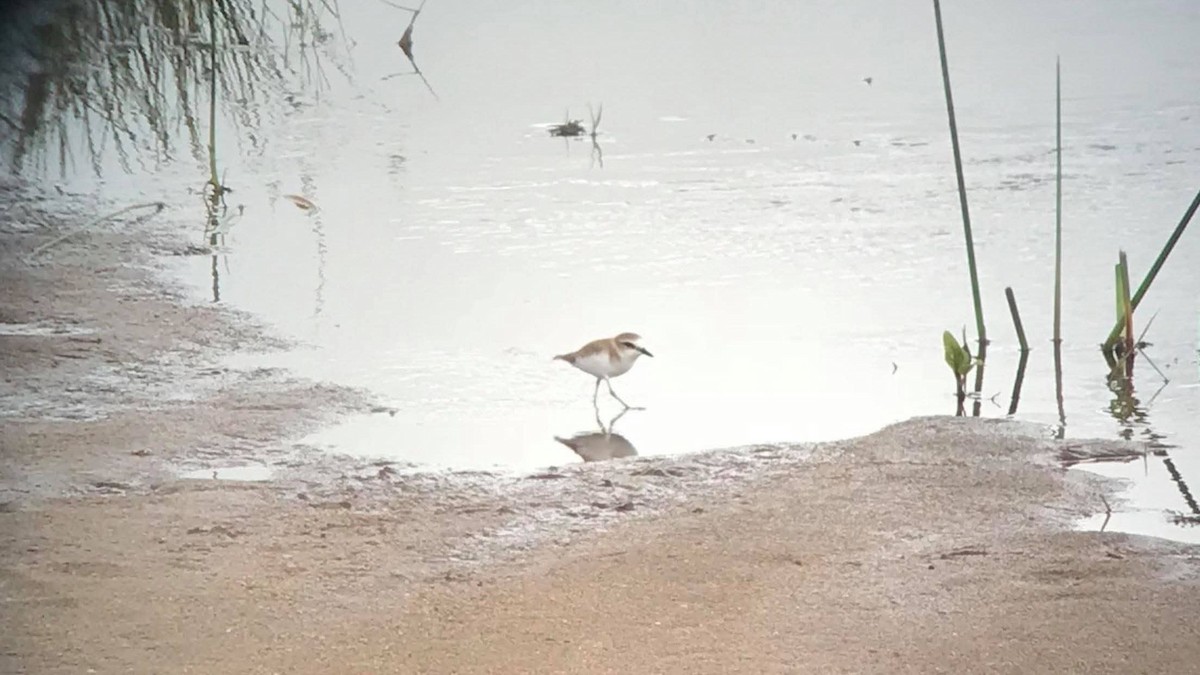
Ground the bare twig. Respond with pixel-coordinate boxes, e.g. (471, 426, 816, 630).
(589, 102, 603, 138)
(375, 0, 420, 13)
(1143, 378, 1169, 407)
(1138, 349, 1170, 384)
(25, 201, 165, 263)
(1135, 310, 1159, 347)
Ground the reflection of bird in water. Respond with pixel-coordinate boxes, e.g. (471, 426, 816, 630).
(555, 430, 638, 463)
(554, 408, 638, 463)
(553, 332, 653, 409)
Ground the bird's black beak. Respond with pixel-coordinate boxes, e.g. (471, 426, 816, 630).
(620, 341, 653, 357)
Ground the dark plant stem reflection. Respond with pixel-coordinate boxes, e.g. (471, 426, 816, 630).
(1163, 457, 1200, 517)
(298, 170, 326, 319)
(1106, 365, 1196, 521)
(1053, 339, 1066, 439)
(1007, 349, 1030, 416)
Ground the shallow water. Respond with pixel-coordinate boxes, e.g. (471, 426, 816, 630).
(3, 0, 1198, 541)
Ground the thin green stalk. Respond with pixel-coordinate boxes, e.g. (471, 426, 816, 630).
(932, 0, 987, 352)
(1052, 339, 1065, 437)
(1112, 263, 1121, 324)
(1051, 58, 1065, 434)
(1118, 251, 1134, 373)
(1005, 287, 1029, 352)
(1053, 57, 1062, 346)
(1104, 188, 1200, 348)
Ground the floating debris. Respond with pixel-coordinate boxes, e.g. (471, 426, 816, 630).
(548, 119, 586, 137)
(283, 194, 318, 212)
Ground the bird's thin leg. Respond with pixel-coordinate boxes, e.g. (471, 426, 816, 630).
(607, 406, 629, 432)
(605, 378, 641, 410)
(592, 377, 601, 407)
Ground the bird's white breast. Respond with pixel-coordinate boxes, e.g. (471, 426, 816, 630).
(575, 348, 641, 379)
(572, 350, 617, 378)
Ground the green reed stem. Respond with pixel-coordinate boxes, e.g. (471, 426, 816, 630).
(1053, 57, 1063, 347)
(932, 0, 987, 352)
(1118, 251, 1134, 361)
(1103, 188, 1200, 349)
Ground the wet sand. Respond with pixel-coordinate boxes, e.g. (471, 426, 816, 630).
(2, 183, 1199, 674)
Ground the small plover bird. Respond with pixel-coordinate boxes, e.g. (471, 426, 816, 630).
(553, 332, 653, 409)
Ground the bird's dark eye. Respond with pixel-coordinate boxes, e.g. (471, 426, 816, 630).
(620, 341, 635, 349)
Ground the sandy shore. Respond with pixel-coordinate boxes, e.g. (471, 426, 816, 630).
(2, 183, 1199, 674)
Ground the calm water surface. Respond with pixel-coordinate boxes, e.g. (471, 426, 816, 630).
(3, 0, 1198, 540)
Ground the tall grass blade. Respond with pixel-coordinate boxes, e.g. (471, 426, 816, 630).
(931, 0, 986, 352)
(931, 0, 987, 414)
(1118, 250, 1135, 377)
(1053, 57, 1063, 347)
(1052, 57, 1065, 437)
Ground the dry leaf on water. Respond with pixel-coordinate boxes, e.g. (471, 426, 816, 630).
(283, 194, 318, 212)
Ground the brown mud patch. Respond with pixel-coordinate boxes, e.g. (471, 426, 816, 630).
(0, 179, 370, 504)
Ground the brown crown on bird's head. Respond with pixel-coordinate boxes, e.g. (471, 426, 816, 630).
(615, 333, 653, 358)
